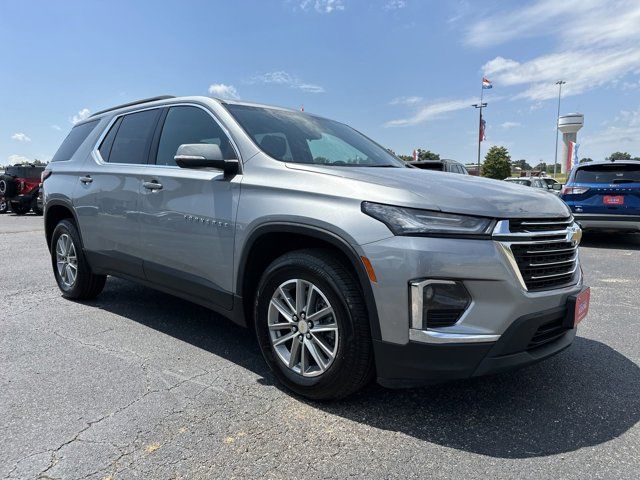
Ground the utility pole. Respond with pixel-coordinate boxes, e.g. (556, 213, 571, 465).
(553, 80, 566, 178)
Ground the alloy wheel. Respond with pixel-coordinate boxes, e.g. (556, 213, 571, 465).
(55, 233, 78, 288)
(268, 279, 339, 377)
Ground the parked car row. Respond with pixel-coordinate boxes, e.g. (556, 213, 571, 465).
(0, 164, 44, 215)
(503, 160, 640, 233)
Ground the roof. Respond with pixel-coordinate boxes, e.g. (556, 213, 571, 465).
(576, 159, 640, 167)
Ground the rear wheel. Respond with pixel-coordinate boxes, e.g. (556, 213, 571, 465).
(255, 249, 373, 400)
(51, 219, 106, 299)
(0, 199, 7, 214)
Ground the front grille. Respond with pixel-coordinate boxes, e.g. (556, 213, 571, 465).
(509, 218, 573, 233)
(511, 241, 578, 290)
(527, 318, 569, 350)
(495, 217, 580, 292)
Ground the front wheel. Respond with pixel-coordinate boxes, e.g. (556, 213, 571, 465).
(0, 199, 7, 214)
(255, 249, 373, 400)
(51, 219, 107, 299)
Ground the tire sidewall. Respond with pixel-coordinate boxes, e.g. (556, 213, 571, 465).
(255, 258, 357, 393)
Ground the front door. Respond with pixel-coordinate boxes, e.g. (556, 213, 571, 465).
(138, 105, 241, 310)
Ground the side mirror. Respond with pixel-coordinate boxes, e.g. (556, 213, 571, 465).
(174, 144, 239, 175)
(552, 183, 563, 191)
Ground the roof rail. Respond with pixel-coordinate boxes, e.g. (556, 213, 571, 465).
(90, 95, 176, 117)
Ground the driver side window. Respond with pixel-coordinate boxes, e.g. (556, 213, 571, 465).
(155, 106, 236, 166)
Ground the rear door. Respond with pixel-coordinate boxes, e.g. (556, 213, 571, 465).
(138, 105, 241, 309)
(74, 108, 162, 277)
(570, 163, 640, 215)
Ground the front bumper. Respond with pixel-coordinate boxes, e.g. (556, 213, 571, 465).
(574, 213, 640, 232)
(374, 305, 576, 388)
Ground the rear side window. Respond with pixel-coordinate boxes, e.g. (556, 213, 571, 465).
(575, 164, 640, 184)
(107, 109, 161, 164)
(51, 120, 99, 162)
(156, 106, 236, 166)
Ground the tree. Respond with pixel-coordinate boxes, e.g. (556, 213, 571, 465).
(512, 159, 532, 171)
(416, 149, 440, 161)
(579, 157, 593, 164)
(482, 146, 511, 179)
(533, 162, 548, 172)
(608, 152, 632, 160)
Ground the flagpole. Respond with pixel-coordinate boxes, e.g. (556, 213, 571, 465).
(478, 82, 484, 174)
(472, 79, 488, 176)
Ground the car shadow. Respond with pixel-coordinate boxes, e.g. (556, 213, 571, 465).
(581, 231, 640, 251)
(88, 277, 640, 459)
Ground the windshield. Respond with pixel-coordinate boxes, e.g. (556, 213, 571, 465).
(575, 164, 640, 183)
(541, 178, 557, 187)
(506, 178, 531, 186)
(225, 104, 405, 167)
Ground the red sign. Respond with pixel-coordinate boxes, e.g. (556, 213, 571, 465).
(603, 195, 624, 205)
(574, 288, 590, 327)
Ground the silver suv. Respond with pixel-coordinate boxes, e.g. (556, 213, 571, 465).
(43, 95, 589, 399)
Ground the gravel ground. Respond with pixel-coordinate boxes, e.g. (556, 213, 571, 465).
(1, 213, 638, 479)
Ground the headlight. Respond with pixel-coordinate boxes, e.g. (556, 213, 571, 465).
(362, 202, 495, 237)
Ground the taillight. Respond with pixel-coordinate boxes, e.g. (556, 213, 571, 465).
(561, 186, 589, 195)
(41, 169, 52, 182)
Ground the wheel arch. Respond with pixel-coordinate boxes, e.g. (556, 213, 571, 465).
(236, 223, 381, 340)
(44, 200, 82, 252)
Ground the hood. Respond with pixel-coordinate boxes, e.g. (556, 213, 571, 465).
(287, 164, 571, 219)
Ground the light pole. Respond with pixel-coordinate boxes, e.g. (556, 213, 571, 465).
(553, 80, 566, 177)
(472, 102, 487, 175)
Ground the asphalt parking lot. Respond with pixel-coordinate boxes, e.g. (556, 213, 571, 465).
(1, 213, 639, 479)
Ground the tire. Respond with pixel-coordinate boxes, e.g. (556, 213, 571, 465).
(255, 249, 374, 400)
(11, 203, 30, 215)
(0, 176, 16, 197)
(31, 198, 43, 216)
(51, 219, 106, 299)
(0, 198, 7, 214)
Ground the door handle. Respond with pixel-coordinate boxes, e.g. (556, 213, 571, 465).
(143, 181, 163, 191)
(80, 175, 93, 184)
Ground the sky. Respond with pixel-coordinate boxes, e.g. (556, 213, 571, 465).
(1, 0, 639, 167)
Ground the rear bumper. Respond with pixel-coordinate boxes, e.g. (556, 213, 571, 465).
(375, 305, 576, 388)
(574, 214, 640, 231)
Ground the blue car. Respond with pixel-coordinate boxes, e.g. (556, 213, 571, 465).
(561, 160, 640, 232)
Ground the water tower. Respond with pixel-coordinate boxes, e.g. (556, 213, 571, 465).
(558, 113, 584, 173)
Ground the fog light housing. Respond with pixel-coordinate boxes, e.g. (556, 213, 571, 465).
(410, 280, 471, 330)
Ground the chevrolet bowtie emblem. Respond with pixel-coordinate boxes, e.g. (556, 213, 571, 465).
(566, 224, 582, 246)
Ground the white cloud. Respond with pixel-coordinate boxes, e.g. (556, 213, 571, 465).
(250, 71, 325, 93)
(501, 121, 521, 129)
(465, 0, 589, 48)
(11, 132, 31, 142)
(7, 154, 30, 164)
(385, 97, 478, 127)
(208, 83, 240, 100)
(300, 0, 345, 13)
(70, 108, 91, 125)
(471, 1, 640, 102)
(384, 0, 406, 10)
(51, 125, 62, 131)
(483, 48, 640, 101)
(389, 96, 423, 106)
(582, 106, 640, 157)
